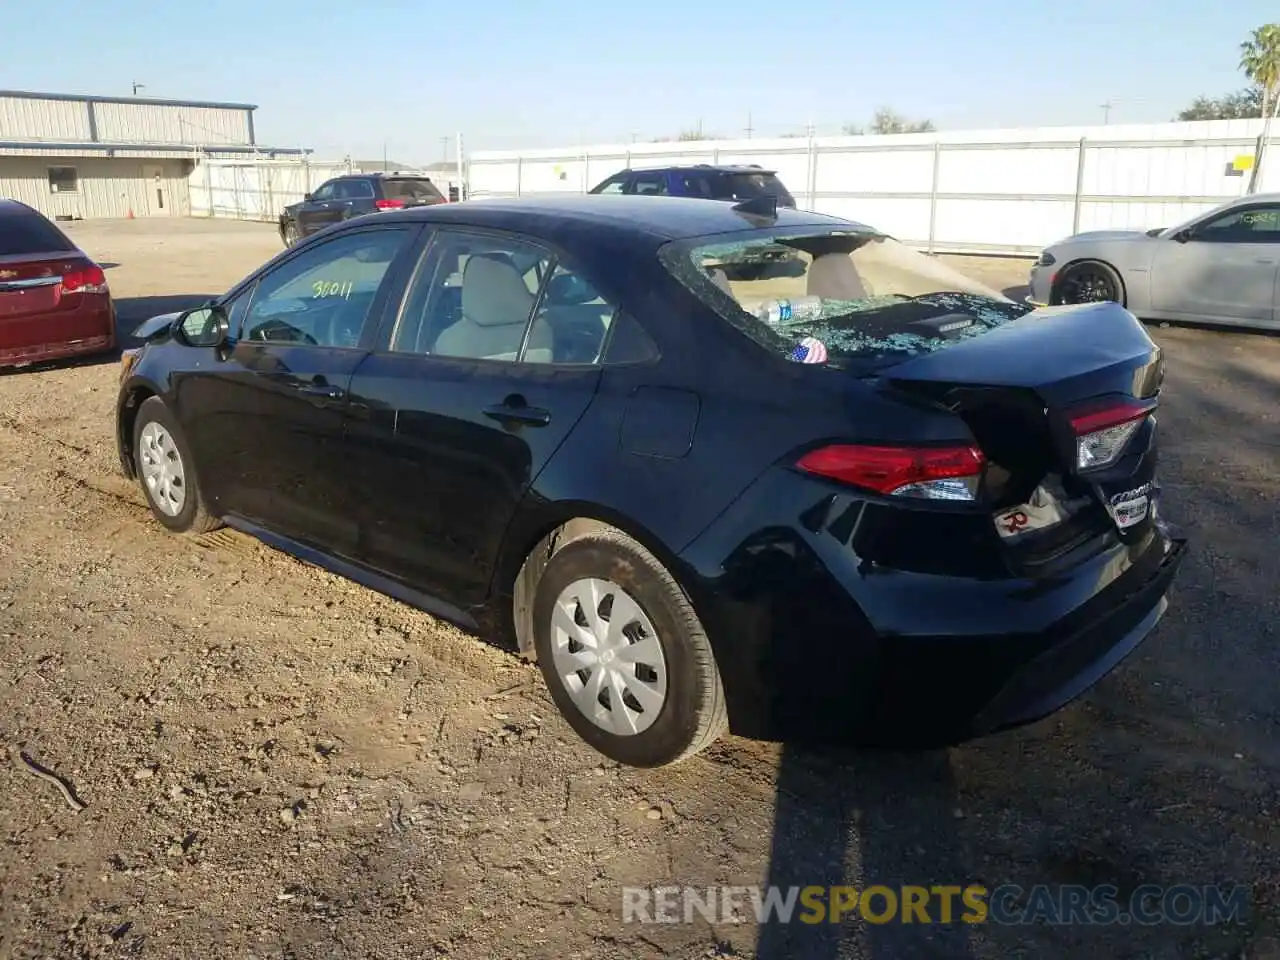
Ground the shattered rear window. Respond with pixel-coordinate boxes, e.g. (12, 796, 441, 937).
(659, 227, 1033, 371)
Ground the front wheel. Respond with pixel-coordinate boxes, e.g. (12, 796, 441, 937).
(133, 396, 220, 534)
(532, 530, 727, 767)
(1054, 261, 1124, 306)
(282, 220, 300, 247)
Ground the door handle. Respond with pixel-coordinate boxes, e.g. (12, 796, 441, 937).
(293, 382, 346, 401)
(483, 397, 551, 427)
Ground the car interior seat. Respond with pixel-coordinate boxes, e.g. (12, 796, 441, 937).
(806, 252, 869, 300)
(434, 252, 553, 362)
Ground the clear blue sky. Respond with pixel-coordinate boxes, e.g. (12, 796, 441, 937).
(2, 0, 1275, 161)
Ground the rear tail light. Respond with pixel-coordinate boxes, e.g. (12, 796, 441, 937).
(1068, 400, 1151, 471)
(374, 199, 406, 210)
(61, 263, 108, 295)
(796, 443, 986, 501)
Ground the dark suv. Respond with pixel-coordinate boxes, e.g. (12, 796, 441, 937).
(279, 173, 446, 246)
(588, 164, 796, 207)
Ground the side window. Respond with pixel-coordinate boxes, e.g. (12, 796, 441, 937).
(594, 175, 627, 195)
(310, 181, 336, 201)
(529, 263, 617, 364)
(1197, 205, 1280, 242)
(631, 172, 669, 196)
(391, 231, 552, 361)
(338, 180, 375, 200)
(242, 228, 411, 348)
(601, 311, 659, 365)
(680, 174, 713, 199)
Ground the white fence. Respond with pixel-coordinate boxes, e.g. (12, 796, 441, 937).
(467, 118, 1280, 255)
(189, 158, 354, 221)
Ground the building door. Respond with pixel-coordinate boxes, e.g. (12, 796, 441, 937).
(143, 165, 170, 216)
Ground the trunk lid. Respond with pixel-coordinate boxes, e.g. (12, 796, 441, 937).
(0, 252, 111, 352)
(877, 303, 1164, 567)
(0, 252, 86, 319)
(880, 302, 1162, 404)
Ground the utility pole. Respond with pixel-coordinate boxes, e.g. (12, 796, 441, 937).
(745, 111, 753, 139)
(1100, 100, 1114, 124)
(132, 82, 145, 96)
(441, 136, 450, 163)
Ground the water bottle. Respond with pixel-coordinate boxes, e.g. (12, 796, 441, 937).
(755, 296, 824, 325)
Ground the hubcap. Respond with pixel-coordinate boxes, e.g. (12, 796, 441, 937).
(550, 578, 668, 736)
(138, 421, 186, 516)
(1063, 270, 1115, 303)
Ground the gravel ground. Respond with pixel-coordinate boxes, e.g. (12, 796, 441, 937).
(0, 219, 1276, 960)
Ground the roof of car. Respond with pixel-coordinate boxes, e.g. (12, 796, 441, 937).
(0, 198, 39, 216)
(336, 171, 432, 179)
(621, 164, 778, 175)
(394, 194, 851, 241)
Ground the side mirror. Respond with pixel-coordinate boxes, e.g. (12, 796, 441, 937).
(173, 304, 230, 348)
(303, 192, 313, 201)
(1173, 228, 1194, 243)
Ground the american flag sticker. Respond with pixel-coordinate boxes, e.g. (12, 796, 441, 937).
(789, 337, 828, 364)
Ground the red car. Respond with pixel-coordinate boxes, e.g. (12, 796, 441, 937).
(0, 200, 115, 368)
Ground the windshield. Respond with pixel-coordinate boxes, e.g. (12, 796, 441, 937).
(382, 178, 444, 202)
(659, 227, 1031, 371)
(0, 212, 76, 256)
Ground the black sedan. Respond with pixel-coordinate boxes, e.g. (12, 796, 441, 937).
(116, 195, 1185, 767)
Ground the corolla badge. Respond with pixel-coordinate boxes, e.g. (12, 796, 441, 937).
(1108, 482, 1152, 530)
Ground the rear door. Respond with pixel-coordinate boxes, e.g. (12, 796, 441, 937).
(174, 224, 421, 555)
(335, 178, 377, 221)
(0, 211, 111, 356)
(343, 227, 612, 606)
(1150, 202, 1280, 324)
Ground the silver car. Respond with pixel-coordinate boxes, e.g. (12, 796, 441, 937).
(1028, 193, 1280, 330)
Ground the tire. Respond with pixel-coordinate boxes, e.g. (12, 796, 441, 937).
(532, 530, 727, 767)
(132, 396, 221, 534)
(1053, 260, 1124, 306)
(282, 220, 300, 247)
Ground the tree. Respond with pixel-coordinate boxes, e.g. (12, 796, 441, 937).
(1175, 87, 1264, 121)
(1240, 23, 1280, 192)
(842, 108, 934, 136)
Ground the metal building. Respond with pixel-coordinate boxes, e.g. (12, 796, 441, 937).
(0, 89, 308, 219)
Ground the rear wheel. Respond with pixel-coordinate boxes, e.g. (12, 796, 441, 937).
(133, 397, 220, 534)
(1054, 261, 1124, 306)
(532, 531, 727, 767)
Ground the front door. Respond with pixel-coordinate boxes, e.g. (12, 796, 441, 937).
(295, 180, 341, 237)
(344, 227, 611, 607)
(1151, 202, 1280, 324)
(175, 224, 420, 556)
(142, 165, 170, 216)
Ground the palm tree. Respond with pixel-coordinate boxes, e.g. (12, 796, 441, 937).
(1240, 23, 1280, 192)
